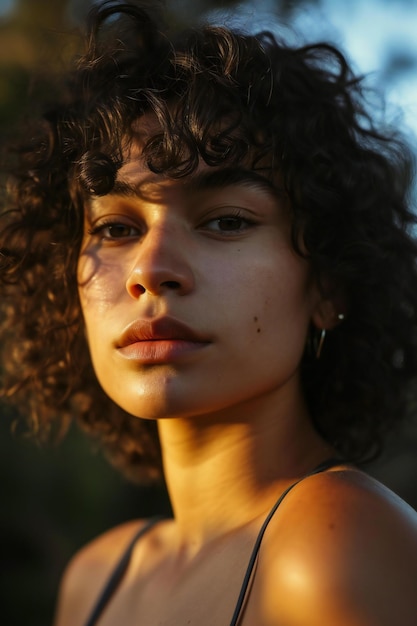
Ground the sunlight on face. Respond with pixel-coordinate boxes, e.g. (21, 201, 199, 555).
(77, 133, 331, 422)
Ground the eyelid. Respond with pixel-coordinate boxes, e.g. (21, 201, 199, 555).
(198, 209, 257, 235)
(87, 217, 141, 239)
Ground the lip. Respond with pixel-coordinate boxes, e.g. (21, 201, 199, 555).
(115, 317, 211, 363)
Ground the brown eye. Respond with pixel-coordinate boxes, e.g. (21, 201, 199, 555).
(106, 224, 135, 238)
(202, 213, 255, 235)
(218, 217, 245, 230)
(89, 222, 140, 240)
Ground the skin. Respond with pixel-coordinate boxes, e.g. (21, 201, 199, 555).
(54, 143, 417, 626)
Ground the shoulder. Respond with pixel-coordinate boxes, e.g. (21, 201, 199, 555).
(259, 467, 417, 626)
(53, 519, 147, 626)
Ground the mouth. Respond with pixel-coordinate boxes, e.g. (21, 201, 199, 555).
(116, 317, 211, 363)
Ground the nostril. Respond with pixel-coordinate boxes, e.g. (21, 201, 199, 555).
(131, 284, 146, 297)
(161, 280, 181, 289)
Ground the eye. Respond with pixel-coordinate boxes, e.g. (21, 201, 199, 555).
(88, 221, 140, 240)
(202, 213, 255, 235)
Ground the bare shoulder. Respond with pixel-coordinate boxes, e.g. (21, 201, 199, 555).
(53, 519, 147, 626)
(260, 467, 417, 626)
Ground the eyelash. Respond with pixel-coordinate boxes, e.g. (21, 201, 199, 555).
(87, 210, 256, 241)
(88, 220, 140, 240)
(200, 210, 256, 235)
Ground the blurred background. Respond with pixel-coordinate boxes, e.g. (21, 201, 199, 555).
(1, 1, 417, 625)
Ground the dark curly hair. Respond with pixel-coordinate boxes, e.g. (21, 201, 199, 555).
(1, 0, 417, 481)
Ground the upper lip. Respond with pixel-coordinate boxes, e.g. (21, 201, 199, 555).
(116, 317, 210, 348)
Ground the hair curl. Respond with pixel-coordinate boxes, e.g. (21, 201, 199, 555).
(1, 0, 417, 481)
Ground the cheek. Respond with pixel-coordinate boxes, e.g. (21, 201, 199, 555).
(242, 258, 313, 353)
(77, 250, 126, 317)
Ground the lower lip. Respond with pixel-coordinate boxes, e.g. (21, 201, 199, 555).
(117, 340, 209, 363)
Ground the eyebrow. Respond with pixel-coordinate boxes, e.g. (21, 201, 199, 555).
(187, 167, 286, 199)
(110, 166, 286, 201)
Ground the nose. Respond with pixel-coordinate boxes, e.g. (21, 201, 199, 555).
(125, 223, 195, 298)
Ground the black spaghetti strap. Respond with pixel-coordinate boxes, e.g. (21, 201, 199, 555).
(228, 459, 341, 626)
(83, 460, 339, 626)
(84, 516, 164, 626)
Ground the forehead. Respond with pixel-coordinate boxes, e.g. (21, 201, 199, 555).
(116, 155, 280, 194)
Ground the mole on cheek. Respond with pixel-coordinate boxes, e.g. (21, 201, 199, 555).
(253, 316, 261, 333)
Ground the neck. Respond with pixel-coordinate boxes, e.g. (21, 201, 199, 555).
(158, 386, 332, 547)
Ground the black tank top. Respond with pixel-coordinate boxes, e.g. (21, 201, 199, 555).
(83, 459, 339, 626)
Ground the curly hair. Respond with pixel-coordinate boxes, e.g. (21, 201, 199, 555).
(1, 0, 417, 481)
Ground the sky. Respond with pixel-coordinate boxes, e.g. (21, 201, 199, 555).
(292, 0, 417, 137)
(0, 0, 12, 15)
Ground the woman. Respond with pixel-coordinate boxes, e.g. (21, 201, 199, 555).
(1, 1, 417, 624)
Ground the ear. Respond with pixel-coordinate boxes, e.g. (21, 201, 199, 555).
(309, 272, 347, 330)
(311, 296, 345, 330)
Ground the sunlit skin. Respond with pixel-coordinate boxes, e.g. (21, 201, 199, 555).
(58, 146, 417, 626)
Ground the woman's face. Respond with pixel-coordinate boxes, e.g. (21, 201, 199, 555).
(77, 153, 327, 422)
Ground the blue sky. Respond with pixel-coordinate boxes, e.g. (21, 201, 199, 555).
(292, 0, 417, 137)
(0, 0, 13, 15)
